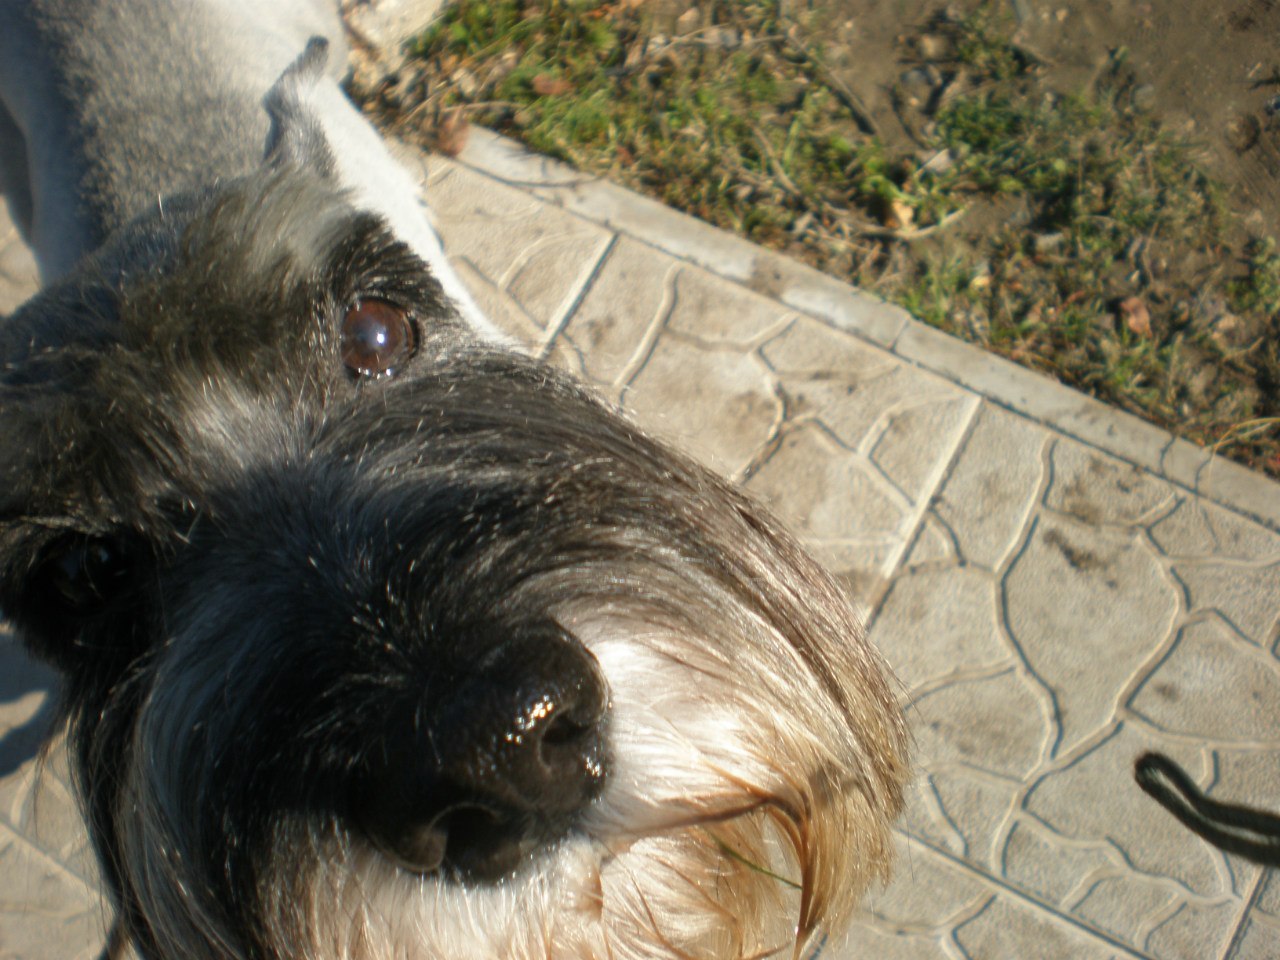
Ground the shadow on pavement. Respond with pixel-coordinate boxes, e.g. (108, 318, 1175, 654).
(0, 632, 59, 776)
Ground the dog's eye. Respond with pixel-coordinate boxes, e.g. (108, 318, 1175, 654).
(48, 539, 130, 612)
(341, 299, 415, 379)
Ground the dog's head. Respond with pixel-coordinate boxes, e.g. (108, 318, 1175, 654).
(0, 44, 906, 960)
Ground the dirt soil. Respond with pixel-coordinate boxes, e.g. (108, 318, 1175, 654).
(814, 0, 1280, 235)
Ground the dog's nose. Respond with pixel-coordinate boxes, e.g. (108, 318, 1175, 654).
(353, 621, 610, 881)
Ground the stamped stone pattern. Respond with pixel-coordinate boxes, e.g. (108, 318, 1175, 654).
(423, 164, 613, 347)
(3, 93, 1280, 960)
(554, 235, 680, 393)
(868, 410, 1280, 959)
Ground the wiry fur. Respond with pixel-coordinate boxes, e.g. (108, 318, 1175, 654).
(0, 4, 907, 959)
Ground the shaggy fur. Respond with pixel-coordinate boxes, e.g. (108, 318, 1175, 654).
(0, 3, 907, 958)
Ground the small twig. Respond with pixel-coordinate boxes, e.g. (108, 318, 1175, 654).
(605, 27, 780, 80)
(1214, 417, 1280, 448)
(854, 206, 969, 241)
(658, 27, 778, 51)
(441, 99, 524, 113)
(751, 129, 805, 199)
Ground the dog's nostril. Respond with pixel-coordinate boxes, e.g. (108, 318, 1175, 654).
(377, 818, 450, 874)
(506, 631, 610, 798)
(435, 806, 500, 854)
(525, 687, 608, 783)
(542, 712, 590, 747)
(354, 621, 610, 881)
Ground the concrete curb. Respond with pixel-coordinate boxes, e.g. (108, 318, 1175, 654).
(455, 127, 1280, 533)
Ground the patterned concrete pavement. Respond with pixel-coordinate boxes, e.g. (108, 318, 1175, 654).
(2, 79, 1279, 960)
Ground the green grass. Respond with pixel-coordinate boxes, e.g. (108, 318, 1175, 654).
(1229, 239, 1280, 317)
(356, 0, 1280, 477)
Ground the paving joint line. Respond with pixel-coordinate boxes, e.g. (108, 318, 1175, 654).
(899, 829, 1156, 959)
(536, 231, 618, 360)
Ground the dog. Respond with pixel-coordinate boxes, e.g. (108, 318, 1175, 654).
(0, 1, 908, 957)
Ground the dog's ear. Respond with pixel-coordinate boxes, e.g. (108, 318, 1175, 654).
(0, 275, 128, 522)
(262, 38, 339, 178)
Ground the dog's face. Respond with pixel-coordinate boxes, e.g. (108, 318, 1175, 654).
(0, 163, 905, 959)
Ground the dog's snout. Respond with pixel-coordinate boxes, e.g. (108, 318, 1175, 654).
(354, 621, 610, 881)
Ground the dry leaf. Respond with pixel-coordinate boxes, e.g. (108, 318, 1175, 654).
(435, 110, 470, 158)
(1118, 295, 1152, 337)
(882, 198, 915, 231)
(531, 74, 574, 96)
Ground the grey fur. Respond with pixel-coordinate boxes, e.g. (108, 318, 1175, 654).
(0, 3, 908, 958)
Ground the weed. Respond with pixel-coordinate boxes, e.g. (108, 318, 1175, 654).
(1229, 239, 1280, 317)
(950, 4, 1030, 81)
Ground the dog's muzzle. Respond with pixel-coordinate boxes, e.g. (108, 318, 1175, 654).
(350, 620, 610, 880)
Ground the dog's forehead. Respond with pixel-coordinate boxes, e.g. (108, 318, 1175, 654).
(116, 171, 376, 313)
